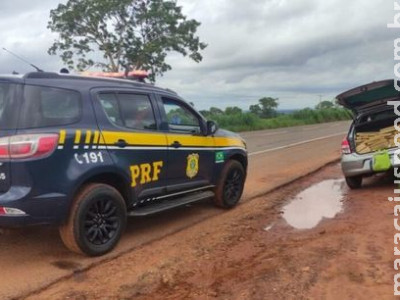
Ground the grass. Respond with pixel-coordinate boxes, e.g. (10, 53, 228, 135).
(209, 108, 352, 132)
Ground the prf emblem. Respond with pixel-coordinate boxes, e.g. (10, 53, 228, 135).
(130, 161, 163, 187)
(186, 153, 199, 179)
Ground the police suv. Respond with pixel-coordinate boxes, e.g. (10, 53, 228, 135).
(0, 72, 248, 256)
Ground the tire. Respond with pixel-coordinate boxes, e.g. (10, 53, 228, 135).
(345, 176, 362, 189)
(214, 160, 246, 208)
(59, 183, 127, 256)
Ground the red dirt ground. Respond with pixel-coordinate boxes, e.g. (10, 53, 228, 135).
(24, 163, 396, 300)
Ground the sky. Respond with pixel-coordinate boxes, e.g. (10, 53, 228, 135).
(0, 0, 397, 110)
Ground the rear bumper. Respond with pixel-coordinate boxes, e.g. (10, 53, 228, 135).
(0, 215, 41, 227)
(341, 148, 400, 177)
(0, 186, 68, 227)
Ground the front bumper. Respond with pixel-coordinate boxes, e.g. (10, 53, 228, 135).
(341, 149, 400, 177)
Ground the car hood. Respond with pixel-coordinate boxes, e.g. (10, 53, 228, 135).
(336, 79, 400, 113)
(215, 128, 247, 148)
(215, 128, 241, 138)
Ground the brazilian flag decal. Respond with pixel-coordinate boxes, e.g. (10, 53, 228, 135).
(215, 151, 225, 163)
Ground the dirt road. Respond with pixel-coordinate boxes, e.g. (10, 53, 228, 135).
(25, 163, 395, 299)
(0, 122, 350, 299)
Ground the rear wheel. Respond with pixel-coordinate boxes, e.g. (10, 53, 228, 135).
(59, 183, 127, 256)
(345, 176, 362, 189)
(214, 160, 245, 208)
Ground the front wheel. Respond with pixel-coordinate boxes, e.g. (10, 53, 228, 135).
(345, 176, 362, 189)
(214, 160, 246, 208)
(59, 183, 127, 256)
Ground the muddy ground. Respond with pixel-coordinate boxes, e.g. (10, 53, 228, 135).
(23, 163, 396, 300)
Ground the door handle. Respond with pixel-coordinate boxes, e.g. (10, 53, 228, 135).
(171, 141, 182, 148)
(115, 139, 127, 148)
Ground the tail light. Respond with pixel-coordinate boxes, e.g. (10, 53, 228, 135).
(0, 206, 26, 215)
(0, 134, 59, 159)
(341, 137, 351, 154)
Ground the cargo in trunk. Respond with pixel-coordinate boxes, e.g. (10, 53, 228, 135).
(353, 109, 398, 154)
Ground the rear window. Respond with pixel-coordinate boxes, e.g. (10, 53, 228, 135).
(356, 108, 397, 132)
(19, 85, 81, 128)
(0, 82, 19, 129)
(358, 109, 395, 123)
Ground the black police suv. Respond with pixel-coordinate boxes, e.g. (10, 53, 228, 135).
(0, 72, 248, 256)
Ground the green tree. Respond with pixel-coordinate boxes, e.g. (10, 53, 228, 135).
(209, 107, 223, 115)
(199, 110, 210, 117)
(225, 106, 242, 115)
(249, 104, 262, 117)
(315, 100, 334, 110)
(249, 97, 278, 118)
(48, 0, 207, 82)
(259, 97, 278, 118)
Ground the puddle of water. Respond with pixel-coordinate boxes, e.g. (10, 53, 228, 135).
(282, 179, 345, 229)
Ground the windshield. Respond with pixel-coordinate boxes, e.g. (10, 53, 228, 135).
(0, 82, 19, 130)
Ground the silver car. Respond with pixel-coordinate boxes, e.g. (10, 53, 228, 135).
(337, 79, 399, 188)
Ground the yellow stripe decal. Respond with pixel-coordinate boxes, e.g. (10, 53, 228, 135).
(100, 131, 245, 148)
(101, 131, 167, 146)
(74, 130, 82, 144)
(98, 132, 106, 144)
(85, 130, 92, 144)
(59, 130, 66, 144)
(93, 131, 100, 145)
(167, 135, 245, 148)
(214, 137, 245, 148)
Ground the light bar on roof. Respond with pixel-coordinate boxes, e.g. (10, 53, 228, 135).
(80, 70, 149, 79)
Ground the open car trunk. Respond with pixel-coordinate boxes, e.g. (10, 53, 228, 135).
(336, 79, 399, 113)
(353, 108, 397, 154)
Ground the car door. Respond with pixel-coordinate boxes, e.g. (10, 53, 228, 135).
(157, 96, 216, 193)
(92, 89, 168, 203)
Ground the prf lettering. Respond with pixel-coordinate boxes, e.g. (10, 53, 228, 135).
(130, 161, 163, 187)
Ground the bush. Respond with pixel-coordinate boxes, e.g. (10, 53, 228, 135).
(206, 108, 351, 132)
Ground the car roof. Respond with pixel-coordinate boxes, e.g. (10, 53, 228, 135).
(0, 72, 178, 97)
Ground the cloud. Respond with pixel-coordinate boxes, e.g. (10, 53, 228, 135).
(156, 0, 398, 110)
(0, 1, 65, 74)
(0, 0, 396, 111)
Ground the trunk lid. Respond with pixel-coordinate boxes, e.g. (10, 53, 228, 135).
(336, 79, 399, 114)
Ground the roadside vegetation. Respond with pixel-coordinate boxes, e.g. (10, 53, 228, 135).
(199, 98, 352, 132)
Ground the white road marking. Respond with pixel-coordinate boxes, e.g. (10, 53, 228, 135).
(248, 132, 347, 156)
(242, 130, 288, 137)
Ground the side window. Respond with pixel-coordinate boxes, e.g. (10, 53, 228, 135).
(162, 98, 201, 134)
(98, 93, 157, 130)
(98, 93, 123, 126)
(20, 85, 81, 128)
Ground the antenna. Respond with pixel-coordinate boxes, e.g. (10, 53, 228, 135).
(2, 47, 43, 72)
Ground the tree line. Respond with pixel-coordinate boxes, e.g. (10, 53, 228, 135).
(199, 97, 338, 119)
(196, 97, 350, 132)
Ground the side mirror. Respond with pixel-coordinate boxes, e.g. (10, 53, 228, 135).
(206, 120, 218, 136)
